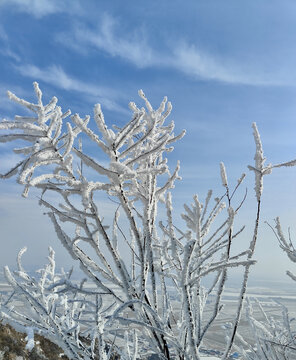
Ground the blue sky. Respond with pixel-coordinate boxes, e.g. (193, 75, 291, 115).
(0, 0, 296, 284)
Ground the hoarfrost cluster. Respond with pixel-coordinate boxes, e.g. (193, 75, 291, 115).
(0, 83, 295, 359)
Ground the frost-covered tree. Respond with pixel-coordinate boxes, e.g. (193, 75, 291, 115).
(238, 219, 296, 360)
(0, 83, 295, 359)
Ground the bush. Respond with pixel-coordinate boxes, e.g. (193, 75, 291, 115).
(0, 83, 295, 359)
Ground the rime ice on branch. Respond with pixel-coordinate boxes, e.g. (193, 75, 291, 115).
(236, 220, 296, 360)
(1, 83, 295, 360)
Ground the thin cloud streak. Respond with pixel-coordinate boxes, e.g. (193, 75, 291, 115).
(59, 14, 296, 87)
(0, 25, 8, 41)
(77, 15, 155, 68)
(171, 43, 290, 86)
(0, 25, 21, 62)
(14, 64, 128, 113)
(57, 15, 163, 69)
(0, 0, 82, 18)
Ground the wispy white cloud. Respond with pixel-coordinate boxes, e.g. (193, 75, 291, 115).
(59, 14, 296, 87)
(0, 25, 21, 62)
(170, 43, 287, 86)
(0, 25, 8, 41)
(0, 0, 81, 18)
(1, 48, 20, 62)
(14, 64, 128, 113)
(58, 15, 157, 69)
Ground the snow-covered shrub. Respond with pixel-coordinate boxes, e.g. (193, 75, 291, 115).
(238, 219, 296, 360)
(239, 298, 296, 360)
(0, 83, 295, 359)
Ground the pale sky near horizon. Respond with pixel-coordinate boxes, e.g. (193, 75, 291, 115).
(0, 0, 296, 286)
